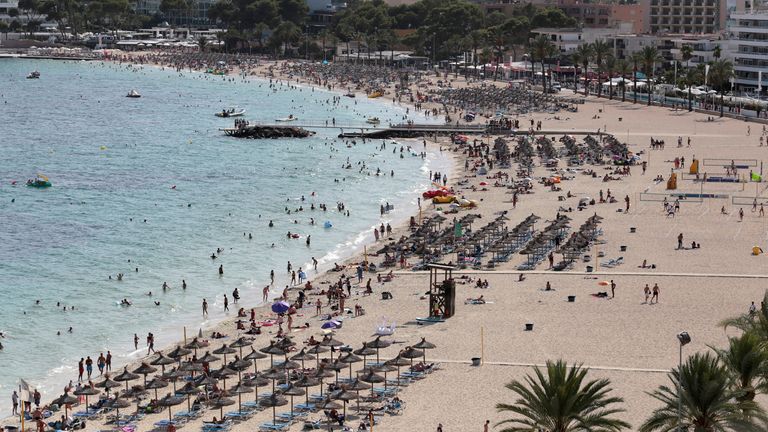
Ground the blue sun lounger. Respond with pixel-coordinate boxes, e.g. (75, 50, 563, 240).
(259, 422, 290, 431)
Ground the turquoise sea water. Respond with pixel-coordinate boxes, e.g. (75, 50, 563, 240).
(0, 59, 449, 415)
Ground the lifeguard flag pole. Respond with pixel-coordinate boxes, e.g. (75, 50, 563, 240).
(19, 383, 24, 432)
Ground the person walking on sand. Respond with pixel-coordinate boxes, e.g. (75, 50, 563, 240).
(97, 353, 106, 375)
(437, 424, 443, 432)
(223, 294, 229, 312)
(78, 358, 84, 381)
(610, 280, 616, 298)
(484, 420, 490, 432)
(644, 284, 651, 303)
(625, 195, 630, 212)
(677, 233, 684, 250)
(263, 285, 269, 302)
(134, 334, 139, 350)
(85, 356, 93, 379)
(739, 208, 744, 222)
(202, 298, 208, 316)
(651, 283, 660, 303)
(12, 390, 18, 416)
(316, 298, 322, 316)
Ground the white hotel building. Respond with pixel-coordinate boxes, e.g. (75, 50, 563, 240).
(729, 10, 768, 91)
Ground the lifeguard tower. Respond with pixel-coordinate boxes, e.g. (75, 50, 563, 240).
(427, 263, 456, 319)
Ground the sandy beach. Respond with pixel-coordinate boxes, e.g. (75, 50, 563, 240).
(6, 54, 768, 432)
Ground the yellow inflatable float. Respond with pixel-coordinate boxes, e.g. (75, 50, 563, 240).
(432, 196, 455, 204)
(456, 198, 478, 208)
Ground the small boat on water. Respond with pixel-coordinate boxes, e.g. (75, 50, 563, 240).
(275, 115, 298, 122)
(215, 107, 246, 118)
(26, 175, 51, 188)
(344, 93, 355, 98)
(26, 71, 40, 79)
(126, 89, 141, 98)
(366, 117, 381, 125)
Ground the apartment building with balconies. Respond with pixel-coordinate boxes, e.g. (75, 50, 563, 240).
(642, 0, 727, 34)
(729, 10, 768, 90)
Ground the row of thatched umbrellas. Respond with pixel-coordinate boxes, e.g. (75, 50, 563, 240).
(53, 334, 436, 428)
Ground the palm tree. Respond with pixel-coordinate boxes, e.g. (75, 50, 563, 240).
(496, 360, 630, 432)
(318, 28, 336, 62)
(713, 45, 722, 60)
(722, 291, 768, 343)
(682, 66, 703, 111)
(592, 40, 611, 99)
(603, 54, 617, 100)
(271, 21, 301, 58)
(680, 44, 694, 111)
(713, 332, 768, 402)
(575, 43, 593, 97)
(532, 35, 555, 93)
(640, 352, 768, 432)
(709, 58, 734, 117)
(570, 51, 582, 93)
(631, 51, 642, 104)
(615, 59, 631, 102)
(197, 36, 207, 52)
(640, 45, 661, 106)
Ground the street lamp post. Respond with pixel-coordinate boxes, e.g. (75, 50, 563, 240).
(305, 25, 309, 61)
(677, 331, 691, 432)
(432, 33, 436, 71)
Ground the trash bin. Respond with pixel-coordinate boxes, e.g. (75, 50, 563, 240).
(586, 266, 593, 273)
(620, 245, 627, 252)
(471, 357, 481, 366)
(525, 323, 534, 331)
(568, 295, 576, 302)
(630, 227, 636, 233)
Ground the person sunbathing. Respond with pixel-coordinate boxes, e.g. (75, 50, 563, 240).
(466, 296, 485, 304)
(382, 270, 395, 282)
(411, 362, 435, 372)
(205, 416, 225, 425)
